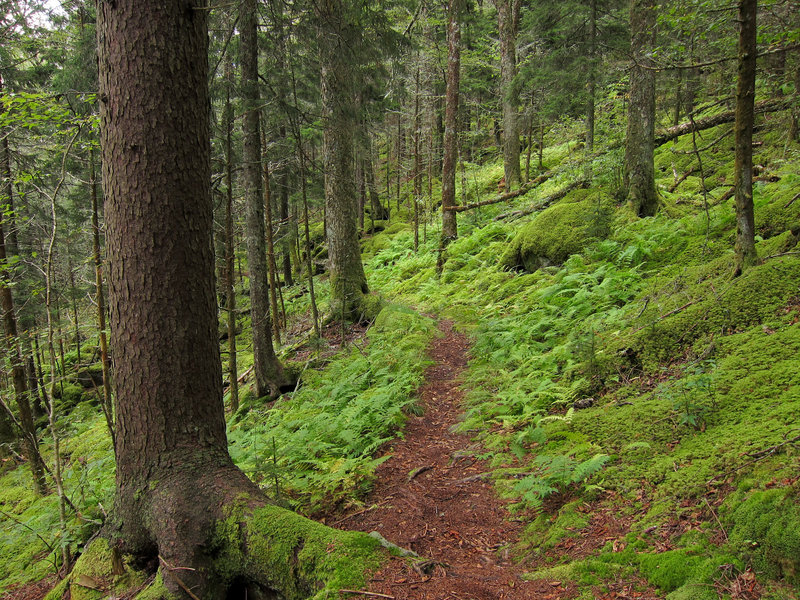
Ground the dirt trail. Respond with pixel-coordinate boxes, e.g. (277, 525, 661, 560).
(333, 321, 557, 600)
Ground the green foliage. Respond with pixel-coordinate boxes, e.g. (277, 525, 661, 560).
(228, 305, 435, 513)
(514, 453, 610, 509)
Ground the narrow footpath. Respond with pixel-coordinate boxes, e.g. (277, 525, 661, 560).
(334, 321, 551, 600)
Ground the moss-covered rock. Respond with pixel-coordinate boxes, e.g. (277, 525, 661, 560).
(53, 382, 88, 411)
(500, 188, 615, 272)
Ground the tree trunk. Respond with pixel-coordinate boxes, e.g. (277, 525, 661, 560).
(224, 58, 238, 413)
(318, 0, 370, 321)
(0, 222, 47, 495)
(624, 0, 658, 217)
(441, 0, 462, 247)
(97, 0, 269, 593)
(90, 148, 115, 448)
(494, 0, 521, 189)
(586, 0, 597, 152)
(240, 0, 285, 397)
(734, 0, 758, 270)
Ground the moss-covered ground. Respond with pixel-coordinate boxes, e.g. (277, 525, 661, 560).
(3, 94, 800, 599)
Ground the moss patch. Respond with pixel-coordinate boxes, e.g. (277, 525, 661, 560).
(500, 188, 615, 271)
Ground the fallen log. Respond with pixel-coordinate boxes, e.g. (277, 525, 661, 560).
(495, 178, 590, 221)
(654, 98, 792, 148)
(451, 172, 551, 213)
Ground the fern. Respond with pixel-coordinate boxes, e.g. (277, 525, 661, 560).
(570, 454, 611, 484)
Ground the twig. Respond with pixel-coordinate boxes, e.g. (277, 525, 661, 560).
(784, 192, 800, 208)
(339, 590, 395, 599)
(451, 172, 551, 212)
(707, 432, 800, 485)
(702, 497, 728, 541)
(407, 465, 434, 482)
(332, 499, 391, 526)
(746, 432, 800, 459)
(159, 556, 201, 600)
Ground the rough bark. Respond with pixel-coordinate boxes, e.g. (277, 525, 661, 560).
(734, 0, 758, 270)
(240, 0, 285, 397)
(318, 0, 370, 321)
(97, 0, 269, 594)
(441, 0, 462, 246)
(494, 0, 521, 189)
(624, 0, 658, 217)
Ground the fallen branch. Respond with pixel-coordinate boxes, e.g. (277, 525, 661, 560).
(340, 590, 394, 599)
(495, 179, 590, 221)
(784, 191, 800, 208)
(668, 167, 696, 193)
(451, 172, 551, 213)
(654, 98, 792, 147)
(159, 556, 201, 600)
(407, 465, 434, 482)
(707, 431, 800, 485)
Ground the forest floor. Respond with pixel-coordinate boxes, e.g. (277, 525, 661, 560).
(329, 320, 665, 600)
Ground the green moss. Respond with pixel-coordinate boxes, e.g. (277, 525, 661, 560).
(214, 504, 383, 599)
(43, 538, 146, 600)
(500, 188, 615, 271)
(638, 546, 741, 593)
(135, 573, 175, 600)
(725, 486, 800, 583)
(54, 383, 87, 411)
(520, 500, 590, 554)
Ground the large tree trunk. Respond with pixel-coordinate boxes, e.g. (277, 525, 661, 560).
(95, 4, 381, 597)
(494, 0, 521, 189)
(441, 0, 462, 246)
(240, 0, 285, 397)
(734, 0, 758, 270)
(318, 0, 370, 321)
(624, 0, 658, 217)
(98, 0, 259, 581)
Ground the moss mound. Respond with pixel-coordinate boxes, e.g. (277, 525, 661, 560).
(500, 188, 615, 271)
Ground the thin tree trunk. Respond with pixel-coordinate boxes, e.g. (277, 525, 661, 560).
(413, 61, 421, 251)
(0, 221, 46, 495)
(494, 0, 521, 189)
(289, 43, 320, 338)
(586, 0, 597, 152)
(734, 0, 758, 270)
(67, 253, 81, 365)
(441, 0, 462, 247)
(241, 0, 284, 397)
(625, 0, 658, 217)
(90, 149, 115, 448)
(224, 59, 238, 413)
(260, 129, 282, 346)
